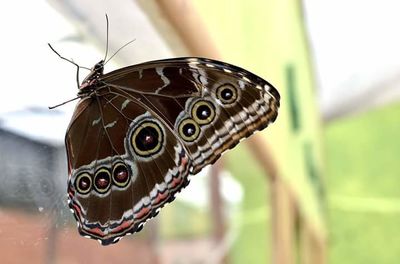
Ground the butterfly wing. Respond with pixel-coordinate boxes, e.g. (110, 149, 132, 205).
(66, 57, 280, 245)
(66, 93, 191, 245)
(102, 57, 280, 173)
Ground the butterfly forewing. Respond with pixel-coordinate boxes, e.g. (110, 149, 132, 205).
(102, 58, 279, 172)
(65, 57, 279, 245)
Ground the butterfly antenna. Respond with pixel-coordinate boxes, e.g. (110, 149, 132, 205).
(48, 95, 82, 109)
(103, 14, 110, 62)
(48, 43, 91, 88)
(105, 38, 136, 65)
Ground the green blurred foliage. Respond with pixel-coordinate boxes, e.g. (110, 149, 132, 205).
(325, 102, 400, 264)
(225, 145, 271, 264)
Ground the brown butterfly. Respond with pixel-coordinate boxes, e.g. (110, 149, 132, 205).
(50, 30, 279, 247)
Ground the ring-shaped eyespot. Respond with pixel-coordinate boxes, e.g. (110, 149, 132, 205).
(178, 118, 201, 142)
(131, 121, 163, 157)
(94, 168, 111, 193)
(216, 84, 238, 104)
(191, 100, 216, 125)
(75, 173, 92, 195)
(112, 162, 130, 188)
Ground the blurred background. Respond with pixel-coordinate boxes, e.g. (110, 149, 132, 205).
(0, 0, 399, 263)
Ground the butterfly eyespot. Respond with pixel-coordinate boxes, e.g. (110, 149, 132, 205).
(191, 100, 216, 125)
(75, 173, 92, 195)
(112, 163, 130, 187)
(178, 118, 200, 142)
(94, 168, 111, 193)
(131, 121, 163, 157)
(216, 84, 238, 105)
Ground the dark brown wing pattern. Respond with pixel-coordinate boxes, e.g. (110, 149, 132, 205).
(65, 57, 279, 245)
(103, 58, 280, 172)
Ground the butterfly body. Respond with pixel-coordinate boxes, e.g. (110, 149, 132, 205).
(65, 57, 280, 245)
(77, 60, 105, 95)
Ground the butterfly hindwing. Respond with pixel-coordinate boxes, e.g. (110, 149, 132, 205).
(66, 93, 190, 245)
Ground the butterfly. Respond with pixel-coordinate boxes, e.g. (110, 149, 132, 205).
(50, 43, 280, 245)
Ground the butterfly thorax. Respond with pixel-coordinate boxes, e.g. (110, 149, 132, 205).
(78, 60, 105, 96)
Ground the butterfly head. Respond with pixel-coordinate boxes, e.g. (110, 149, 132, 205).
(92, 60, 105, 71)
(79, 60, 105, 94)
